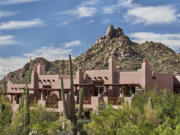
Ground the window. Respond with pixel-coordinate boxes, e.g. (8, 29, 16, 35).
(94, 87, 104, 96)
(43, 85, 51, 96)
(43, 85, 51, 88)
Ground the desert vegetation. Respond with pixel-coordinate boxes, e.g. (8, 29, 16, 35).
(84, 89, 180, 135)
(0, 88, 180, 135)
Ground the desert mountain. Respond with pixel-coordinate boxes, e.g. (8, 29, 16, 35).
(1, 25, 180, 87)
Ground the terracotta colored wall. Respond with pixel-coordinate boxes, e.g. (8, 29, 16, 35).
(116, 62, 149, 89)
(153, 72, 174, 92)
(35, 75, 73, 89)
(84, 70, 113, 84)
(118, 72, 141, 84)
(7, 81, 29, 93)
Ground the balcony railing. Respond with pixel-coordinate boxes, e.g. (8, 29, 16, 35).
(108, 97, 122, 105)
(77, 97, 91, 104)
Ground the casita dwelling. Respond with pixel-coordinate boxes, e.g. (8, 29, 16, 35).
(5, 57, 180, 112)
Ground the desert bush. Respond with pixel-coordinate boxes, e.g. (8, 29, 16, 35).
(84, 89, 180, 135)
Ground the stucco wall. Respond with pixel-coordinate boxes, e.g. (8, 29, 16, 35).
(118, 72, 140, 84)
(153, 72, 174, 92)
(84, 70, 113, 84)
(7, 81, 30, 93)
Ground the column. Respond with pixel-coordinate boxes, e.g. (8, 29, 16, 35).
(40, 90, 43, 100)
(42, 91, 46, 100)
(104, 85, 109, 96)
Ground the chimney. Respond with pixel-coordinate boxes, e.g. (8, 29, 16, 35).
(109, 56, 117, 71)
(37, 60, 45, 75)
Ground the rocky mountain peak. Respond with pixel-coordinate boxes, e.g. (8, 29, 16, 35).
(96, 25, 127, 44)
(105, 25, 124, 39)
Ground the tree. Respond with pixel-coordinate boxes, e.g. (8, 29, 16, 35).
(84, 88, 180, 135)
(0, 95, 13, 134)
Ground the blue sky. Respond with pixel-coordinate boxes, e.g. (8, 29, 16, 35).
(0, 0, 180, 78)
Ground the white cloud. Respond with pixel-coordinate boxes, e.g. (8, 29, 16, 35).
(101, 1, 179, 25)
(0, 34, 17, 46)
(0, 0, 41, 5)
(59, 6, 97, 18)
(65, 40, 81, 48)
(0, 18, 45, 31)
(130, 32, 180, 50)
(102, 0, 133, 14)
(80, 0, 99, 6)
(118, 0, 133, 7)
(76, 6, 97, 17)
(0, 56, 28, 79)
(0, 10, 18, 18)
(103, 7, 114, 14)
(126, 5, 178, 25)
(24, 45, 72, 60)
(57, 21, 69, 27)
(0, 44, 74, 79)
(56, 0, 98, 21)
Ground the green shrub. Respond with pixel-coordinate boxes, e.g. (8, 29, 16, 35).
(84, 89, 180, 135)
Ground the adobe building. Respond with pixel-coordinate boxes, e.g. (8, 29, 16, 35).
(5, 57, 180, 112)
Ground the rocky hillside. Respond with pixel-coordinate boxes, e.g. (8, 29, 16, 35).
(1, 25, 180, 87)
(75, 25, 180, 72)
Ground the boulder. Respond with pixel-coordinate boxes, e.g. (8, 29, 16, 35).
(106, 25, 114, 39)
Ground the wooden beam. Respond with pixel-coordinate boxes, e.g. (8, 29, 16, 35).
(28, 88, 70, 91)
(0, 93, 23, 95)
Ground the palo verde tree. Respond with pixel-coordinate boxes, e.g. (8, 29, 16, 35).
(61, 54, 84, 135)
